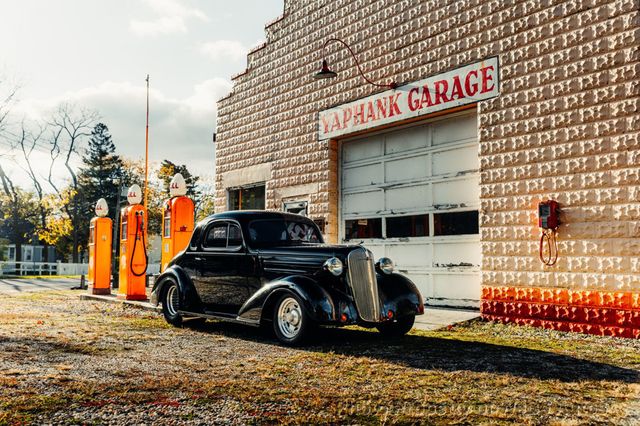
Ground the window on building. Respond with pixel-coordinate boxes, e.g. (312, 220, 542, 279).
(386, 214, 429, 238)
(228, 184, 265, 210)
(343, 210, 479, 240)
(283, 200, 308, 216)
(344, 218, 383, 240)
(433, 211, 479, 236)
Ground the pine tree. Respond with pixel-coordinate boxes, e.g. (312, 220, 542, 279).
(77, 123, 124, 222)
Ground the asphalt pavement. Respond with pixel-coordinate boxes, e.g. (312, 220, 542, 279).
(0, 277, 81, 295)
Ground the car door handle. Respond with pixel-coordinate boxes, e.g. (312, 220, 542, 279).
(194, 257, 203, 261)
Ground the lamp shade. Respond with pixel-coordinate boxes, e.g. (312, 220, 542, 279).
(314, 60, 338, 79)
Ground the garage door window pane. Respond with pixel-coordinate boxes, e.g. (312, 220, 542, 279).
(386, 214, 429, 238)
(344, 218, 382, 240)
(433, 211, 479, 236)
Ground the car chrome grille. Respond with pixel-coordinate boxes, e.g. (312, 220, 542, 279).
(347, 248, 381, 322)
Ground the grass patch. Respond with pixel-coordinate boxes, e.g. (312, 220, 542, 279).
(0, 291, 638, 424)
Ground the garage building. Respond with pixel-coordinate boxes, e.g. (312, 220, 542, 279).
(214, 0, 639, 336)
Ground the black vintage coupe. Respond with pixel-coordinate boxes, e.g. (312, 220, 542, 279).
(151, 211, 424, 345)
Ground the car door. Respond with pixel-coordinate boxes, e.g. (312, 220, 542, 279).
(196, 221, 248, 313)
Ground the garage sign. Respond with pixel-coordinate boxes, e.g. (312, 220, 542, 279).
(318, 57, 499, 140)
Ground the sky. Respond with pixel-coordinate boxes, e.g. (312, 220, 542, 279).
(0, 0, 282, 189)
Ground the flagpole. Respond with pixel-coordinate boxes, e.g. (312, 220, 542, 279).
(144, 74, 149, 212)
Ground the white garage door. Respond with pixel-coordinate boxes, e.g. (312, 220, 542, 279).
(340, 111, 480, 308)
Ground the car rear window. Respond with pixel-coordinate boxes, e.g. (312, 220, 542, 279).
(248, 219, 323, 246)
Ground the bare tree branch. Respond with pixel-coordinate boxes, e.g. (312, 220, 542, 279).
(46, 103, 98, 262)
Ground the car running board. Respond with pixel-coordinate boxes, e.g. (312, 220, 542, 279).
(178, 310, 260, 327)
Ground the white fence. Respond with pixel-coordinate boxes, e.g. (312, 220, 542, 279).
(0, 261, 87, 276)
(0, 261, 161, 277)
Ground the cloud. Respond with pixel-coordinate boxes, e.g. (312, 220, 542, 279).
(130, 0, 208, 36)
(7, 78, 232, 189)
(198, 40, 247, 62)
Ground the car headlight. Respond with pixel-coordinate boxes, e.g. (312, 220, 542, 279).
(323, 257, 343, 276)
(377, 257, 394, 274)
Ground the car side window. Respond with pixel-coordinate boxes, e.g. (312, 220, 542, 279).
(202, 222, 244, 250)
(228, 224, 243, 249)
(204, 223, 228, 248)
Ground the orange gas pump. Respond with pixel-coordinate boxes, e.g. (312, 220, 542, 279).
(88, 198, 112, 295)
(118, 184, 148, 300)
(161, 173, 195, 272)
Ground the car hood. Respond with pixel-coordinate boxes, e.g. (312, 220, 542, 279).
(255, 243, 366, 274)
(256, 243, 363, 259)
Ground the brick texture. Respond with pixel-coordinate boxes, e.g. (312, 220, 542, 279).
(216, 1, 640, 333)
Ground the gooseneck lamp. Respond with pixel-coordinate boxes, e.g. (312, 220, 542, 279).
(314, 37, 398, 89)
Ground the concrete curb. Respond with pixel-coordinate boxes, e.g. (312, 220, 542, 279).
(79, 293, 161, 313)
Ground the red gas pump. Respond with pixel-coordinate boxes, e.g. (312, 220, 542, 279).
(161, 173, 195, 272)
(118, 184, 148, 300)
(88, 198, 112, 295)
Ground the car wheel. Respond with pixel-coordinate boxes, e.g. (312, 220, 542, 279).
(376, 314, 415, 338)
(162, 280, 183, 327)
(273, 293, 311, 346)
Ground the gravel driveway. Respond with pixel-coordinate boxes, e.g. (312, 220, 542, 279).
(0, 290, 639, 425)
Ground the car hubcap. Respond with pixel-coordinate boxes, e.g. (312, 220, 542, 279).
(166, 285, 179, 316)
(277, 297, 302, 339)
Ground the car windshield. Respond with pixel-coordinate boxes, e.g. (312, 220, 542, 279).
(248, 219, 323, 246)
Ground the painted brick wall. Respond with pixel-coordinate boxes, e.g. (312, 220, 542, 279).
(216, 0, 640, 334)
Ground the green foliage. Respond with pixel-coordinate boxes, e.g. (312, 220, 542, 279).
(120, 158, 163, 236)
(38, 190, 73, 250)
(157, 159, 201, 202)
(0, 189, 39, 261)
(0, 238, 8, 261)
(78, 123, 124, 221)
(70, 123, 125, 256)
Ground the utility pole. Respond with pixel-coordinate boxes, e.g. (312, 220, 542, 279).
(144, 74, 150, 212)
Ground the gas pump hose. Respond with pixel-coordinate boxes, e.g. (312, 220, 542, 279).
(130, 212, 149, 277)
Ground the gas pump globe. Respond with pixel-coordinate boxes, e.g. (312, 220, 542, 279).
(88, 198, 112, 295)
(118, 184, 148, 300)
(161, 173, 195, 272)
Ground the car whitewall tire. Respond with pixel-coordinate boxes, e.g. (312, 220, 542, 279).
(273, 293, 312, 346)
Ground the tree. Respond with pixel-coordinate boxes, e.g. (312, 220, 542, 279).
(0, 188, 39, 262)
(157, 160, 201, 200)
(13, 121, 53, 260)
(78, 123, 124, 220)
(47, 104, 98, 262)
(157, 159, 211, 219)
(0, 74, 18, 135)
(38, 190, 74, 257)
(121, 159, 163, 236)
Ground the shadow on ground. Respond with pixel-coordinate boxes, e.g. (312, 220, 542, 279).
(183, 319, 640, 384)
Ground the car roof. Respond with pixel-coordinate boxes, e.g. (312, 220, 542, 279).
(202, 210, 314, 225)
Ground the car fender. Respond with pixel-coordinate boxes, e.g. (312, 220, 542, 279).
(237, 275, 336, 324)
(150, 266, 202, 312)
(377, 272, 424, 317)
